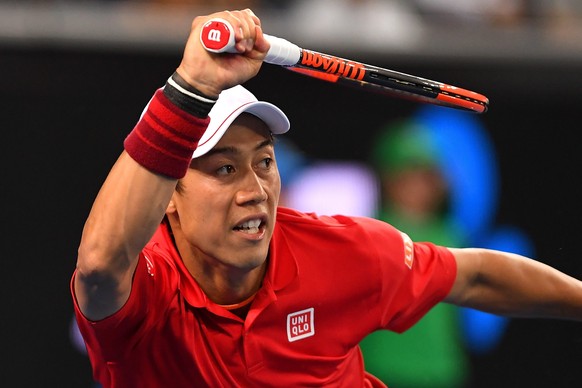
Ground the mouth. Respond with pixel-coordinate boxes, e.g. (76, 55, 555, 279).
(233, 217, 266, 235)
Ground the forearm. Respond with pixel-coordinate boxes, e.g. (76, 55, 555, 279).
(79, 152, 176, 271)
(446, 248, 582, 321)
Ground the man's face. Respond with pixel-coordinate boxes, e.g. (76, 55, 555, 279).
(169, 113, 281, 271)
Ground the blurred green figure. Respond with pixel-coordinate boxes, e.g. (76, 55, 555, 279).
(360, 105, 534, 387)
(360, 118, 469, 388)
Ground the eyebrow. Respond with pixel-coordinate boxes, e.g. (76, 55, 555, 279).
(205, 137, 274, 157)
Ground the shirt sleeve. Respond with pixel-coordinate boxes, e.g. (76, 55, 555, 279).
(71, 249, 179, 362)
(358, 217, 457, 333)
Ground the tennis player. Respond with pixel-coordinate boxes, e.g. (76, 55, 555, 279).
(71, 9, 582, 388)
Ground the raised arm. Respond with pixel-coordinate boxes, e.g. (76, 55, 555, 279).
(74, 9, 269, 321)
(445, 248, 582, 321)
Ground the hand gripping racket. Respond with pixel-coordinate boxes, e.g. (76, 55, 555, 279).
(200, 19, 489, 113)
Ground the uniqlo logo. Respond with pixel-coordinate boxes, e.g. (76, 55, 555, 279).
(287, 308, 315, 342)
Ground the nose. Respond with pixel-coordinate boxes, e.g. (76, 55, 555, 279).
(236, 170, 268, 205)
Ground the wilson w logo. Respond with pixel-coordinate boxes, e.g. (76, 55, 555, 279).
(206, 29, 222, 42)
(300, 50, 366, 80)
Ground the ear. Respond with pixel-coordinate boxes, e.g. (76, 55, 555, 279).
(166, 196, 177, 214)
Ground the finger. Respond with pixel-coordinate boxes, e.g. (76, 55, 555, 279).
(252, 25, 270, 56)
(230, 10, 259, 53)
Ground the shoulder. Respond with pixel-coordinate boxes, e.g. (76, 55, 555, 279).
(275, 206, 403, 247)
(144, 220, 179, 258)
(276, 206, 385, 227)
(139, 221, 182, 279)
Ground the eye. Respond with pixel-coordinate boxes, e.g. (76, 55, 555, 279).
(258, 157, 273, 169)
(217, 165, 235, 175)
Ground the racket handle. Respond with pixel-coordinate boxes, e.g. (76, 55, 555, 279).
(200, 18, 301, 66)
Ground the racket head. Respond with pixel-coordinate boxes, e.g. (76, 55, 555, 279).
(287, 53, 489, 114)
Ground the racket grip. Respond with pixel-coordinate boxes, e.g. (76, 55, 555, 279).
(200, 18, 301, 67)
(263, 34, 301, 66)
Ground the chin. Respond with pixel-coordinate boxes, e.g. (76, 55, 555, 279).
(231, 246, 269, 271)
(242, 252, 269, 270)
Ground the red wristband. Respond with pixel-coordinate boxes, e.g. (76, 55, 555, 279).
(124, 88, 209, 179)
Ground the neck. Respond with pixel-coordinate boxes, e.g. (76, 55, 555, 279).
(167, 215, 268, 305)
(202, 265, 266, 305)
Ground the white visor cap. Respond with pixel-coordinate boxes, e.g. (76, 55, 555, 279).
(192, 85, 290, 158)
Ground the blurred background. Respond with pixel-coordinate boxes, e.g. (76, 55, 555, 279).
(2, 1, 582, 387)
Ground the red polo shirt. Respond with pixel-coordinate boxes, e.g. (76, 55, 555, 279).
(72, 207, 456, 387)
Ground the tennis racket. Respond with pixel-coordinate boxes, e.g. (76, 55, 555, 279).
(200, 18, 489, 114)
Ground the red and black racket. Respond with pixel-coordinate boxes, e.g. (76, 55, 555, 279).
(201, 19, 489, 114)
